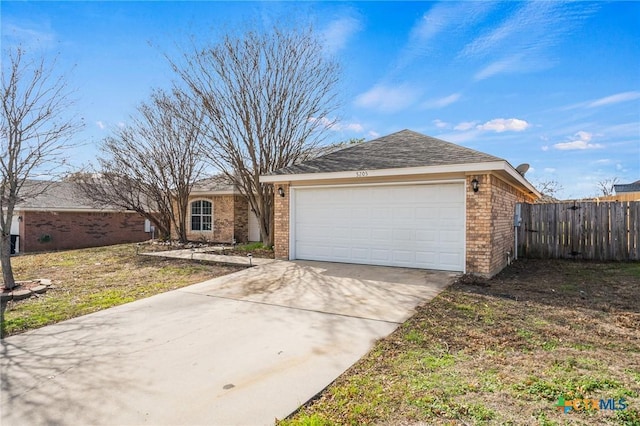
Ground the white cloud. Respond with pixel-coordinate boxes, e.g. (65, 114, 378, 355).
(395, 2, 494, 70)
(541, 145, 549, 151)
(476, 118, 530, 132)
(422, 93, 461, 109)
(368, 130, 380, 138)
(588, 91, 640, 108)
(454, 121, 478, 131)
(436, 129, 480, 144)
(553, 131, 604, 150)
(544, 168, 556, 173)
(432, 119, 449, 129)
(354, 84, 421, 112)
(96, 121, 106, 130)
(321, 16, 362, 55)
(3, 22, 56, 50)
(309, 117, 364, 133)
(474, 55, 523, 80)
(463, 2, 597, 79)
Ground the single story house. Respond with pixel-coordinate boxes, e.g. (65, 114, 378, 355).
(261, 129, 540, 277)
(8, 180, 151, 254)
(178, 176, 261, 244)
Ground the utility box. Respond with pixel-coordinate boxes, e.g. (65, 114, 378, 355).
(514, 204, 522, 227)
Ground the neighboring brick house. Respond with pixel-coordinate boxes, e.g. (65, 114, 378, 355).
(178, 176, 261, 244)
(261, 129, 540, 277)
(9, 180, 151, 254)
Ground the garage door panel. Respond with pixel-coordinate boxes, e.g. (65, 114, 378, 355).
(294, 183, 464, 272)
(351, 247, 370, 260)
(441, 230, 463, 243)
(371, 207, 392, 220)
(416, 230, 437, 242)
(351, 227, 370, 241)
(392, 229, 414, 243)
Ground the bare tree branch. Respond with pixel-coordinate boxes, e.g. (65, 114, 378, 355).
(170, 25, 340, 246)
(532, 179, 563, 198)
(78, 88, 207, 242)
(596, 177, 620, 197)
(1, 47, 82, 289)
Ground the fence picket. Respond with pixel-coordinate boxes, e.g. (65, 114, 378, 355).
(517, 201, 640, 261)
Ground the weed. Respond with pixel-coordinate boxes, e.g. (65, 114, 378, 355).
(233, 242, 272, 251)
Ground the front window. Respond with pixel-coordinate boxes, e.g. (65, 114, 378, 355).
(191, 200, 212, 231)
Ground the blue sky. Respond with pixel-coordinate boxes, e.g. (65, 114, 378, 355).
(2, 1, 639, 199)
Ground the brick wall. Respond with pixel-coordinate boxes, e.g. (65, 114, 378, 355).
(233, 195, 249, 243)
(22, 210, 149, 253)
(184, 195, 235, 243)
(465, 174, 492, 276)
(488, 175, 530, 276)
(466, 174, 533, 277)
(273, 183, 290, 259)
(182, 194, 251, 244)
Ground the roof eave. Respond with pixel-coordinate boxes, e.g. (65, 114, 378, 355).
(260, 161, 541, 198)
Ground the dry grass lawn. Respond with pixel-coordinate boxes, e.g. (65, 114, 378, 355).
(1, 243, 242, 337)
(281, 260, 640, 426)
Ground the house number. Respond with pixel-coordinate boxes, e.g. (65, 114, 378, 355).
(356, 170, 369, 177)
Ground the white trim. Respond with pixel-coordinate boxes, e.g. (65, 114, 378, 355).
(463, 180, 467, 274)
(293, 178, 465, 190)
(261, 160, 541, 198)
(189, 198, 214, 233)
(289, 188, 295, 260)
(262, 161, 504, 182)
(189, 190, 239, 196)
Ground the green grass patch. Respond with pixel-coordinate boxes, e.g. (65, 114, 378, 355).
(233, 242, 272, 251)
(280, 259, 640, 425)
(1, 244, 241, 337)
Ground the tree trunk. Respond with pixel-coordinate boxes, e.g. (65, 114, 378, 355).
(1, 233, 16, 290)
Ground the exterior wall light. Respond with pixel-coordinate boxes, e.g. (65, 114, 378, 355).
(471, 178, 479, 193)
(278, 186, 285, 197)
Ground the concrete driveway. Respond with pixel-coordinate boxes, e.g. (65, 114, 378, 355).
(1, 260, 455, 426)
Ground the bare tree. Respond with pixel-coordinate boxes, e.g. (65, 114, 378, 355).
(1, 47, 82, 289)
(80, 88, 207, 242)
(533, 179, 563, 198)
(596, 177, 620, 197)
(171, 25, 340, 246)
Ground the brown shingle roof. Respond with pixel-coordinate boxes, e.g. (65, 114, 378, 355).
(270, 129, 504, 175)
(15, 180, 116, 210)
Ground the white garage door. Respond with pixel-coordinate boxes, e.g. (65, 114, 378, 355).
(293, 183, 465, 271)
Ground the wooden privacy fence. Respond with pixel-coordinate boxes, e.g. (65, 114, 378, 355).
(516, 201, 640, 261)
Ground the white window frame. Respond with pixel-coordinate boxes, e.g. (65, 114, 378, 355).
(190, 199, 213, 232)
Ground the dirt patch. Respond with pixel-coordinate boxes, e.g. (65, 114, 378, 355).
(142, 241, 275, 259)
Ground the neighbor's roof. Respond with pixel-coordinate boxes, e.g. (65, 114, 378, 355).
(15, 180, 120, 211)
(190, 175, 237, 193)
(268, 129, 504, 175)
(614, 180, 640, 193)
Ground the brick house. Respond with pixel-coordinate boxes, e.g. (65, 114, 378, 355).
(178, 176, 261, 244)
(261, 130, 540, 277)
(9, 180, 151, 254)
